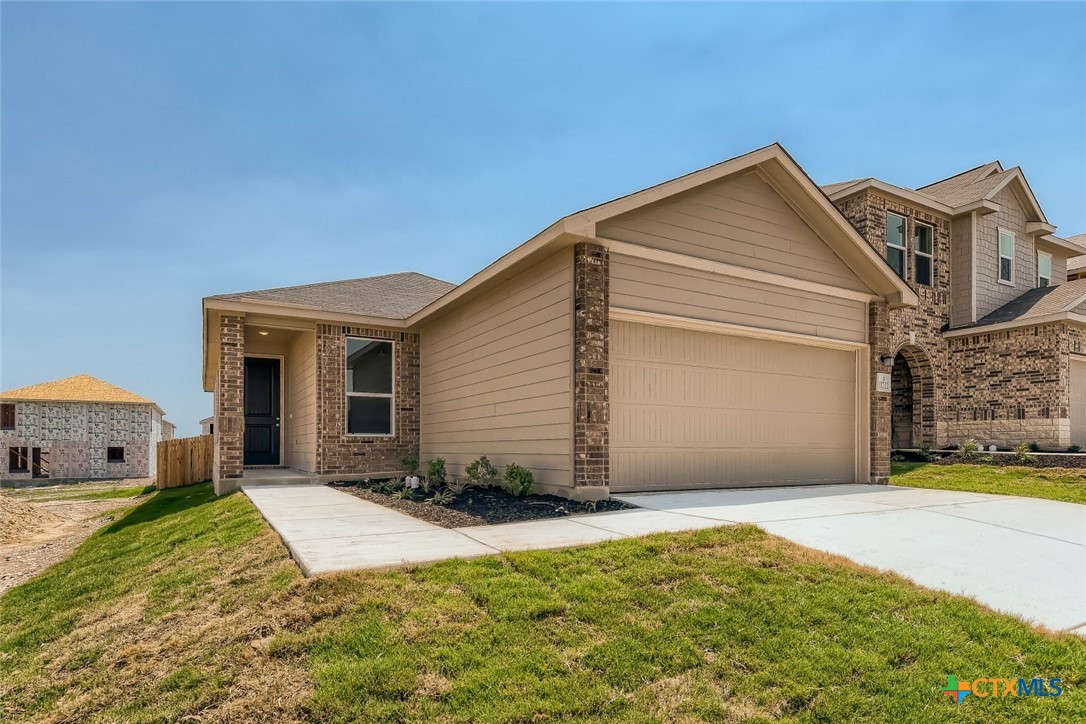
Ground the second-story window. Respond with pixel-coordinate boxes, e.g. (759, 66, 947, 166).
(998, 229, 1015, 284)
(1038, 252, 1052, 287)
(914, 222, 933, 286)
(886, 212, 907, 279)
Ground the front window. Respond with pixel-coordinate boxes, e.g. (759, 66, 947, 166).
(914, 222, 933, 286)
(8, 446, 29, 473)
(345, 338, 394, 435)
(107, 446, 125, 463)
(1038, 252, 1052, 287)
(0, 403, 14, 431)
(886, 212, 907, 279)
(998, 229, 1015, 284)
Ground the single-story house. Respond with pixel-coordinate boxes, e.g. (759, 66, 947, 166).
(203, 143, 917, 498)
(0, 374, 171, 481)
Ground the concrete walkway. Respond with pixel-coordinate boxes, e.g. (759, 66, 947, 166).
(244, 483, 1086, 635)
(617, 485, 1086, 635)
(242, 484, 722, 576)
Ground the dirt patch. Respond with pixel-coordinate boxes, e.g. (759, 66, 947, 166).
(0, 495, 145, 594)
(331, 480, 631, 527)
(0, 495, 62, 543)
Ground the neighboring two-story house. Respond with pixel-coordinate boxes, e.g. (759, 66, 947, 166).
(825, 163, 1086, 451)
(0, 374, 171, 481)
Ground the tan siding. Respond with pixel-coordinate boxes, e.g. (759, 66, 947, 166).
(420, 249, 573, 486)
(610, 254, 866, 343)
(286, 331, 316, 472)
(975, 186, 1034, 320)
(950, 215, 974, 326)
(1051, 253, 1068, 286)
(598, 171, 872, 293)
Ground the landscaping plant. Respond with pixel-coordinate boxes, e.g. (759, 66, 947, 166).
(445, 477, 472, 495)
(960, 438, 980, 457)
(426, 457, 446, 486)
(502, 463, 535, 497)
(1014, 442, 1033, 462)
(426, 490, 455, 506)
(399, 455, 419, 476)
(465, 455, 499, 487)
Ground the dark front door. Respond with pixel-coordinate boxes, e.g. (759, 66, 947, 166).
(244, 357, 281, 466)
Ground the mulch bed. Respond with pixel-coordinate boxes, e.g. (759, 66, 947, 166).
(330, 480, 631, 528)
(930, 452, 1086, 469)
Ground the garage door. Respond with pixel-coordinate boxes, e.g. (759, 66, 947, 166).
(1070, 357, 1086, 447)
(610, 320, 860, 492)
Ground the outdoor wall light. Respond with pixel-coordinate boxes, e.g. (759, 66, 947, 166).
(258, 330, 270, 336)
(880, 353, 895, 367)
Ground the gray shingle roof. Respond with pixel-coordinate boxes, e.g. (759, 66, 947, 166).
(919, 165, 1014, 207)
(820, 179, 871, 195)
(207, 271, 455, 320)
(969, 279, 1086, 327)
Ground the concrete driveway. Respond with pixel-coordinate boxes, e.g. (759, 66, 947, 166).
(616, 485, 1086, 635)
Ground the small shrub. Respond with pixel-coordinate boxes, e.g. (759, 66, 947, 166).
(918, 443, 938, 463)
(1069, 444, 1082, 453)
(372, 480, 398, 495)
(1027, 442, 1041, 453)
(427, 490, 455, 506)
(393, 487, 416, 501)
(978, 455, 995, 464)
(1013, 443, 1032, 463)
(960, 439, 980, 456)
(465, 455, 499, 487)
(426, 458, 447, 485)
(446, 478, 472, 495)
(399, 455, 419, 475)
(891, 453, 906, 462)
(502, 463, 535, 497)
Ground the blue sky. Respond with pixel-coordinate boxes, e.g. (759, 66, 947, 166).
(2, 2, 1084, 435)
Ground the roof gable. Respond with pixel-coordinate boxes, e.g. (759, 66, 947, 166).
(0, 374, 154, 406)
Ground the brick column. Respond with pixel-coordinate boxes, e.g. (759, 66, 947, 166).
(869, 301, 891, 483)
(573, 242, 609, 491)
(214, 314, 245, 494)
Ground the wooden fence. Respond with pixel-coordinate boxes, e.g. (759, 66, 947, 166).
(157, 434, 213, 489)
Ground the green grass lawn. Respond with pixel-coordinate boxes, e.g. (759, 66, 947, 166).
(1, 484, 1083, 722)
(892, 462, 1086, 504)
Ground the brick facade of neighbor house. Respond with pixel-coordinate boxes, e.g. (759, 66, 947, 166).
(835, 192, 953, 448)
(572, 241, 610, 491)
(945, 324, 1070, 449)
(315, 324, 420, 477)
(214, 314, 246, 491)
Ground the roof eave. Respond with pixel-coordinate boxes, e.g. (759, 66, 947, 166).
(827, 179, 954, 217)
(943, 311, 1086, 338)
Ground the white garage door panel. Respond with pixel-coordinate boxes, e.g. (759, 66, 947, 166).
(1071, 357, 1086, 447)
(611, 321, 858, 491)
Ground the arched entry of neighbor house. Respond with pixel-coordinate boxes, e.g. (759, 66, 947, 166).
(891, 345, 935, 450)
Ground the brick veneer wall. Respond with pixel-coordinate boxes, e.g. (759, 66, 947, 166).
(573, 242, 609, 490)
(946, 324, 1069, 449)
(835, 191, 953, 447)
(214, 314, 246, 490)
(315, 324, 419, 476)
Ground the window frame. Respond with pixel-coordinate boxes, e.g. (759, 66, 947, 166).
(8, 446, 29, 473)
(0, 403, 14, 431)
(344, 337, 396, 438)
(913, 221, 934, 287)
(107, 446, 125, 463)
(885, 212, 908, 280)
(998, 228, 1016, 285)
(1037, 251, 1052, 288)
